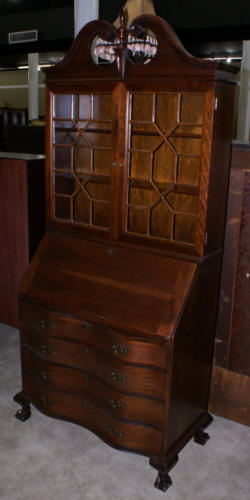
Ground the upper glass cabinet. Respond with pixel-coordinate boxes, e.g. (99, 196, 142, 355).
(51, 88, 208, 252)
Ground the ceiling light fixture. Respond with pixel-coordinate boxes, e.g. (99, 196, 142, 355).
(94, 0, 158, 73)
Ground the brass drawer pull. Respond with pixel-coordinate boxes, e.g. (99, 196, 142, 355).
(108, 424, 124, 438)
(82, 346, 90, 354)
(40, 344, 56, 355)
(110, 370, 127, 383)
(112, 344, 130, 356)
(82, 323, 94, 331)
(40, 319, 55, 330)
(110, 399, 127, 410)
(80, 401, 91, 408)
(41, 396, 56, 407)
(41, 371, 56, 382)
(106, 248, 116, 256)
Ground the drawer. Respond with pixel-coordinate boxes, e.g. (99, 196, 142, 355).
(21, 326, 166, 400)
(23, 374, 163, 456)
(20, 300, 167, 370)
(21, 347, 165, 428)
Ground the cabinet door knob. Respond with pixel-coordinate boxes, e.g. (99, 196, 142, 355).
(112, 344, 130, 356)
(110, 370, 127, 383)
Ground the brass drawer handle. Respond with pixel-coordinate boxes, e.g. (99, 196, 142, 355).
(40, 344, 56, 355)
(41, 396, 56, 407)
(110, 399, 127, 410)
(82, 346, 90, 354)
(80, 401, 91, 408)
(110, 370, 127, 383)
(106, 248, 116, 256)
(41, 371, 56, 382)
(108, 424, 124, 438)
(112, 344, 130, 356)
(82, 323, 94, 331)
(40, 319, 55, 330)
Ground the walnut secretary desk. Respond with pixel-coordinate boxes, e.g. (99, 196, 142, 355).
(14, 8, 235, 493)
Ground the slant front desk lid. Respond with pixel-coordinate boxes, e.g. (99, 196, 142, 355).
(20, 233, 197, 338)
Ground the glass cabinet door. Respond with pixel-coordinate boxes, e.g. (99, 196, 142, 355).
(125, 91, 206, 247)
(52, 93, 112, 230)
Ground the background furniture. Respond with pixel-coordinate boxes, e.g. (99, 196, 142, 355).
(0, 153, 45, 327)
(209, 141, 250, 427)
(14, 12, 235, 492)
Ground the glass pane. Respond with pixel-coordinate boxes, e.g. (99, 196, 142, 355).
(93, 150, 112, 176)
(93, 94, 112, 121)
(177, 157, 200, 185)
(155, 94, 179, 133)
(85, 129, 111, 148)
(78, 95, 92, 120)
(151, 202, 173, 239)
(167, 192, 198, 213)
(74, 144, 92, 175)
(55, 196, 71, 220)
(130, 152, 152, 180)
(54, 173, 76, 195)
(54, 125, 76, 145)
(180, 94, 205, 124)
(74, 190, 90, 224)
(54, 146, 71, 171)
(86, 182, 110, 202)
(132, 94, 153, 121)
(54, 95, 72, 119)
(93, 201, 109, 227)
(153, 144, 176, 185)
(174, 214, 196, 243)
(168, 136, 202, 156)
(128, 207, 149, 234)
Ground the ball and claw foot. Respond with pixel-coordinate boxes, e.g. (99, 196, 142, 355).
(194, 429, 210, 445)
(14, 392, 31, 422)
(15, 406, 31, 422)
(154, 472, 172, 492)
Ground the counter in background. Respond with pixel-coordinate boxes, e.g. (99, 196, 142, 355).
(0, 153, 45, 327)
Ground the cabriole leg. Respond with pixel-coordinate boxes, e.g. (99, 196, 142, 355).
(14, 392, 31, 422)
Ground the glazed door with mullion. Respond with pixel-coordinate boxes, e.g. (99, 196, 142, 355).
(121, 88, 213, 254)
(51, 84, 128, 238)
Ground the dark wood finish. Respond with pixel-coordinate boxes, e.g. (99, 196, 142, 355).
(0, 156, 45, 327)
(14, 12, 235, 492)
(209, 142, 250, 426)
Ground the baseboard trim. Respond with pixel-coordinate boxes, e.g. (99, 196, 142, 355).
(209, 366, 250, 427)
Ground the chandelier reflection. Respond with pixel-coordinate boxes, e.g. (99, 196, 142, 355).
(94, 1, 158, 67)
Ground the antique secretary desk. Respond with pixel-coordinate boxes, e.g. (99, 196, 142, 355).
(14, 3, 235, 493)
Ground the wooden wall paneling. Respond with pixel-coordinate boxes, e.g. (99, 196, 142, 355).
(209, 142, 250, 426)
